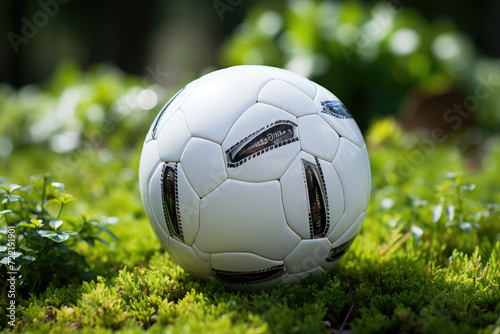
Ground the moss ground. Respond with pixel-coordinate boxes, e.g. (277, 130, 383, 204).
(0, 69, 499, 333)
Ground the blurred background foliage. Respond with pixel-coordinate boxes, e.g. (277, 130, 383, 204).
(221, 0, 500, 132)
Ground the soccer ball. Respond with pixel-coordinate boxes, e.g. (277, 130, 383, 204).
(139, 65, 370, 290)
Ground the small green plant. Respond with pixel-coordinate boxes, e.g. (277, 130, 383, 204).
(0, 175, 118, 297)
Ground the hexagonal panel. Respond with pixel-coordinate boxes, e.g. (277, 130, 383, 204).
(168, 237, 211, 276)
(331, 138, 370, 233)
(258, 79, 317, 117)
(323, 211, 365, 271)
(156, 110, 191, 162)
(181, 66, 272, 143)
(192, 243, 210, 262)
(257, 65, 317, 99)
(284, 238, 331, 274)
(180, 138, 227, 198)
(327, 211, 365, 245)
(222, 103, 300, 182)
(150, 214, 170, 257)
(147, 80, 199, 141)
(282, 266, 324, 284)
(196, 179, 301, 260)
(176, 163, 201, 246)
(280, 152, 344, 239)
(211, 252, 284, 272)
(298, 115, 340, 162)
(314, 83, 365, 148)
(138, 140, 161, 227)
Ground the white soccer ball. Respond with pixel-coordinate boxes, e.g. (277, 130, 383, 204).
(139, 65, 370, 290)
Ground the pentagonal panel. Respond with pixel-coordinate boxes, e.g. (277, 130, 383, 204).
(314, 84, 365, 148)
(222, 103, 300, 182)
(168, 237, 211, 276)
(156, 110, 191, 162)
(149, 162, 200, 246)
(180, 138, 227, 198)
(147, 81, 198, 141)
(181, 66, 272, 143)
(138, 140, 161, 227)
(298, 115, 340, 162)
(257, 65, 317, 99)
(331, 138, 370, 233)
(284, 238, 331, 274)
(258, 79, 316, 117)
(280, 152, 344, 239)
(196, 179, 301, 260)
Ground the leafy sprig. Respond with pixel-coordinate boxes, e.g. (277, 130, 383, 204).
(0, 175, 118, 297)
